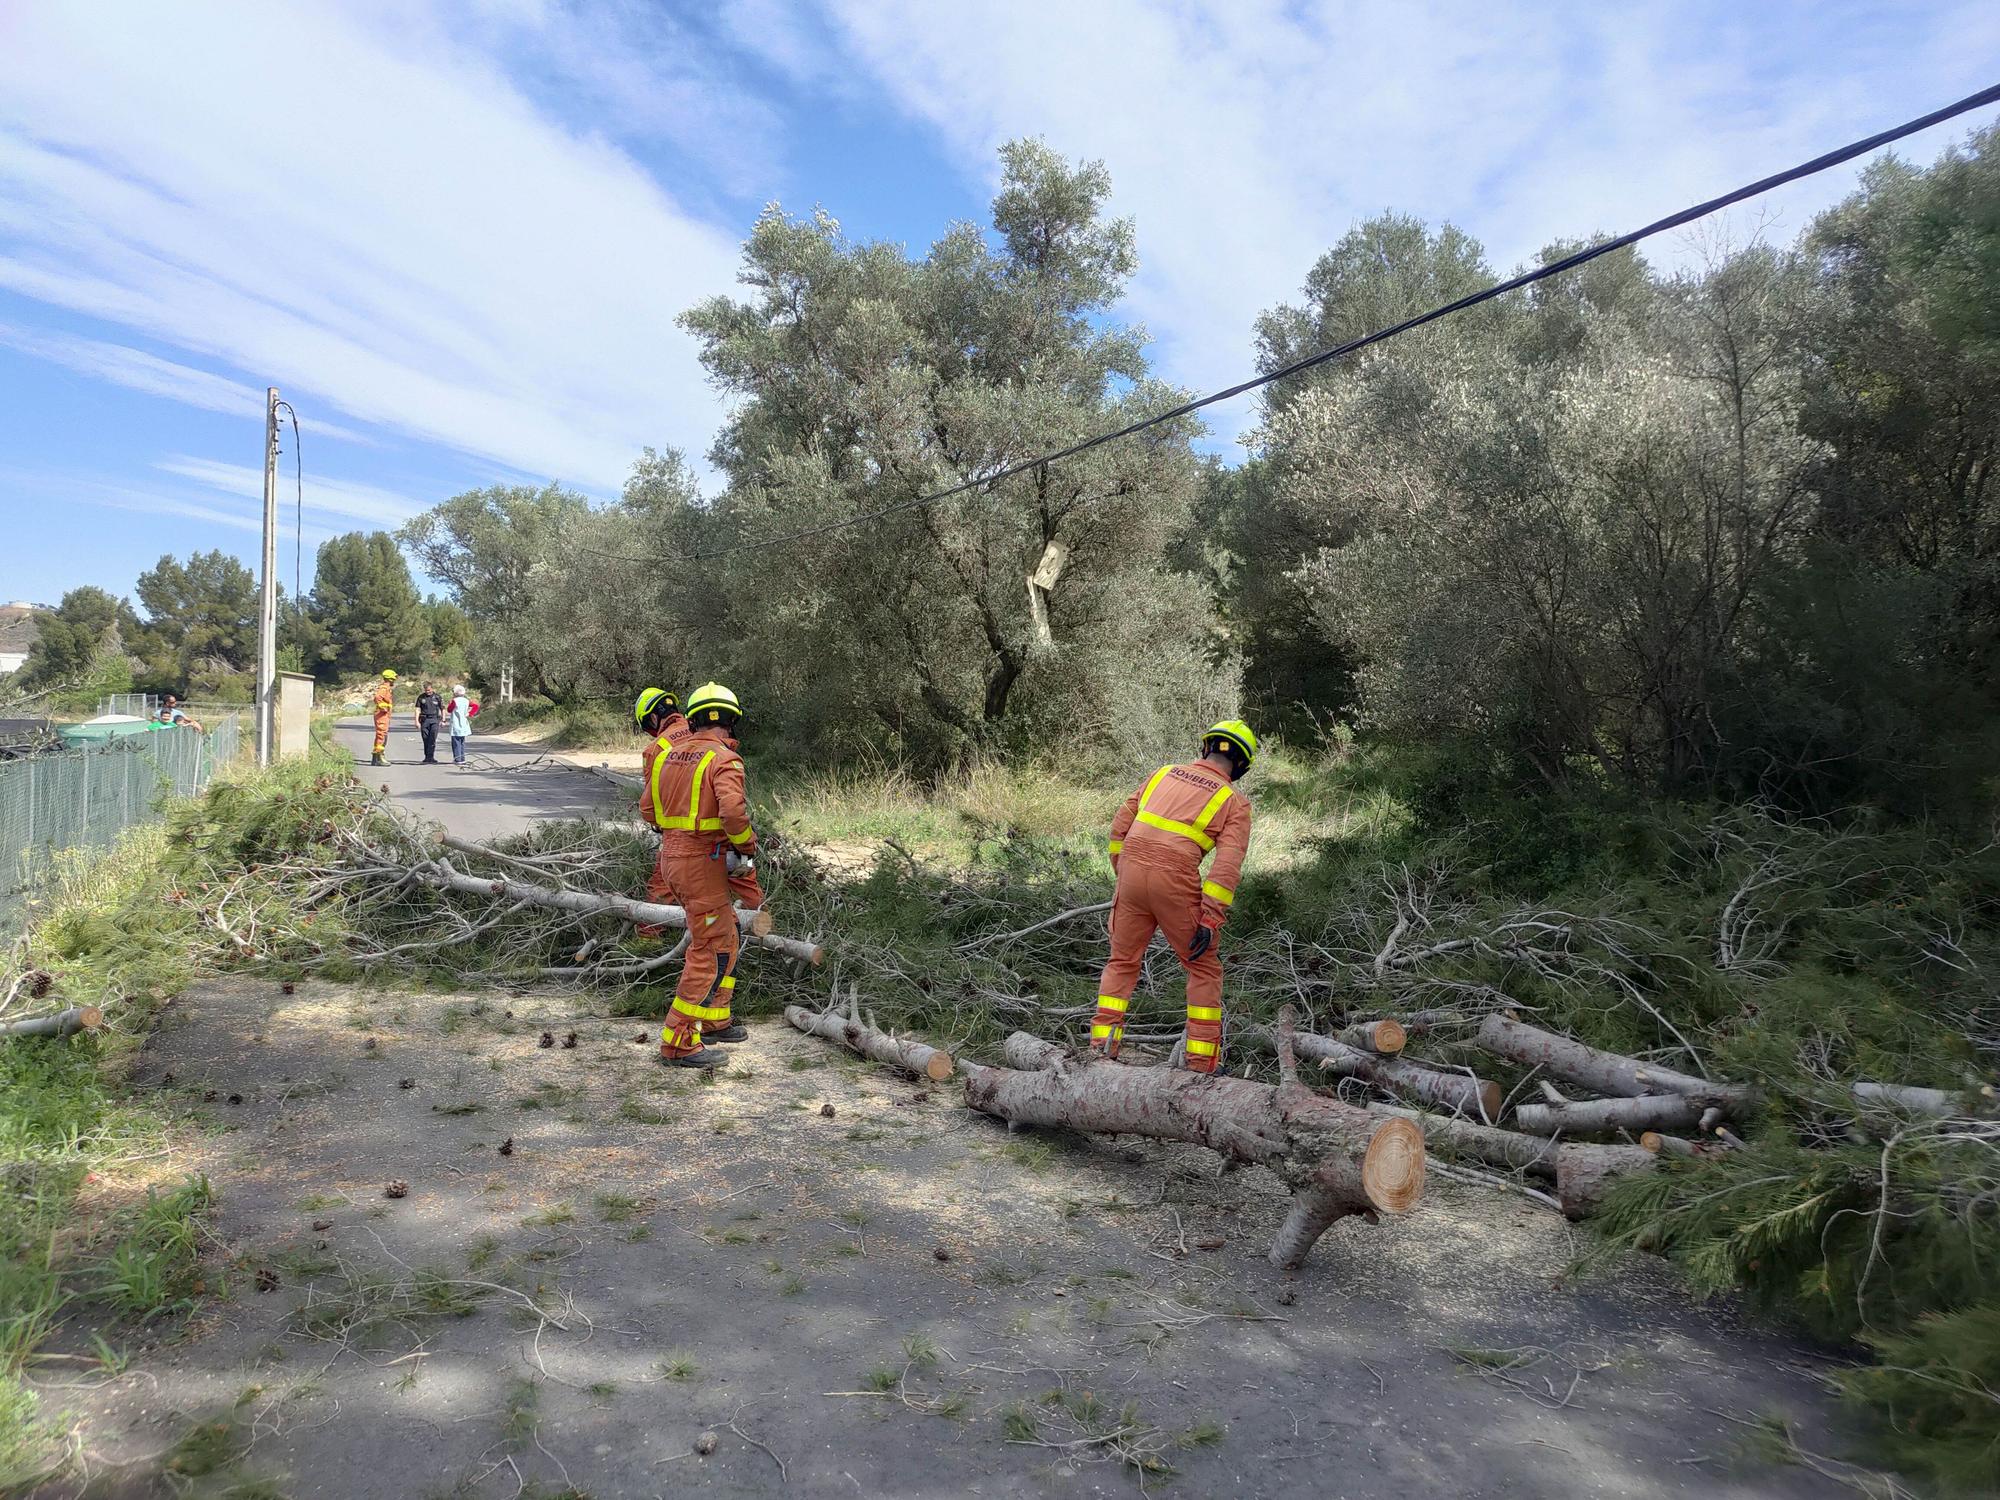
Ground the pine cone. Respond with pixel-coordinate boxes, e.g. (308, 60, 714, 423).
(384, 1180, 409, 1199)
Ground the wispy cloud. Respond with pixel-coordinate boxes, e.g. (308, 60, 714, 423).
(0, 323, 374, 443)
(0, 3, 748, 489)
(155, 456, 430, 531)
(794, 0, 2000, 441)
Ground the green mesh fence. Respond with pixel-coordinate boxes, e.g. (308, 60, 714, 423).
(0, 715, 242, 936)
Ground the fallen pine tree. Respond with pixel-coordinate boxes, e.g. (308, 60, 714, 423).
(786, 1002, 1426, 1269)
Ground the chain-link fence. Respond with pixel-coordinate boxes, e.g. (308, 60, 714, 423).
(96, 692, 158, 719)
(0, 715, 242, 935)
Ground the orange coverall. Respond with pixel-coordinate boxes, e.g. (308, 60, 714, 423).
(649, 726, 761, 1059)
(1090, 760, 1252, 1073)
(371, 682, 394, 756)
(638, 710, 690, 909)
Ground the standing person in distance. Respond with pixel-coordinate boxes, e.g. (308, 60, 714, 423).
(370, 670, 397, 766)
(632, 688, 689, 937)
(414, 681, 444, 764)
(1088, 721, 1257, 1074)
(446, 684, 473, 767)
(652, 682, 763, 1069)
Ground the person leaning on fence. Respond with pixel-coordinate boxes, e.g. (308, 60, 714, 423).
(154, 694, 203, 733)
(415, 682, 444, 764)
(446, 685, 473, 766)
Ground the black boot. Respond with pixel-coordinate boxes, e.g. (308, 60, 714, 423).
(661, 1048, 725, 1070)
(704, 1023, 749, 1044)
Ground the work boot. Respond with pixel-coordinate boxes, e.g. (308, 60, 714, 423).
(371, 753, 385, 766)
(661, 1047, 725, 1070)
(704, 1023, 749, 1044)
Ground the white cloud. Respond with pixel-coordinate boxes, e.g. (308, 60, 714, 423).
(0, 323, 374, 443)
(803, 0, 2000, 443)
(0, 3, 748, 490)
(155, 457, 430, 531)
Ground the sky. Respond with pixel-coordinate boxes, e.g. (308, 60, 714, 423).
(1, 0, 1995, 608)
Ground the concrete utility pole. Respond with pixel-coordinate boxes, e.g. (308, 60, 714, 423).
(256, 386, 280, 767)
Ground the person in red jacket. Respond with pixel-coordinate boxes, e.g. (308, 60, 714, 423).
(1089, 720, 1257, 1074)
(651, 683, 763, 1069)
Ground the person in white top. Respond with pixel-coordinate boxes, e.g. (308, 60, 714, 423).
(447, 685, 473, 766)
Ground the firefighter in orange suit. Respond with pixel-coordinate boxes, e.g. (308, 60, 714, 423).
(370, 670, 397, 766)
(632, 687, 691, 928)
(1089, 720, 1257, 1074)
(652, 682, 762, 1069)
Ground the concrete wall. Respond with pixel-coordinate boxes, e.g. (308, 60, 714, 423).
(277, 672, 316, 759)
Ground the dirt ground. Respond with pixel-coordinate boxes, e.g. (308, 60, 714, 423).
(29, 977, 1868, 1499)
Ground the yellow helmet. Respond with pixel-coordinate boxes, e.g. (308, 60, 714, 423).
(381, 668, 398, 681)
(1202, 718, 1258, 771)
(633, 687, 677, 727)
(685, 681, 741, 728)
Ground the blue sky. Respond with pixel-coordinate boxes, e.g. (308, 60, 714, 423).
(1, 0, 1995, 608)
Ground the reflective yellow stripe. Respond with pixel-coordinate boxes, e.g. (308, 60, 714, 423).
(1090, 1023, 1123, 1040)
(1134, 809, 1215, 851)
(1095, 996, 1129, 1014)
(1130, 766, 1232, 852)
(660, 750, 719, 831)
(672, 997, 730, 1022)
(1107, 839, 1123, 855)
(647, 735, 674, 825)
(719, 975, 736, 990)
(1184, 1038, 1218, 1056)
(1186, 1006, 1222, 1022)
(1192, 783, 1233, 833)
(727, 825, 754, 846)
(1201, 880, 1234, 906)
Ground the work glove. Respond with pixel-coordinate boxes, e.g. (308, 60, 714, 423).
(724, 850, 755, 876)
(1187, 921, 1219, 963)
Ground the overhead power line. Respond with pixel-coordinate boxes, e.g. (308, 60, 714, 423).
(620, 81, 2000, 564)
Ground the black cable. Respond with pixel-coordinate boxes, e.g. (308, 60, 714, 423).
(274, 400, 303, 602)
(592, 80, 2000, 566)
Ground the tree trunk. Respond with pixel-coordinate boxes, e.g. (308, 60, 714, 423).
(1366, 1103, 1559, 1176)
(1476, 1015, 1754, 1108)
(785, 1003, 954, 1082)
(1513, 1093, 1711, 1137)
(1553, 1143, 1658, 1219)
(0, 1005, 103, 1039)
(1291, 1029, 1501, 1121)
(419, 857, 776, 937)
(971, 1019, 1425, 1268)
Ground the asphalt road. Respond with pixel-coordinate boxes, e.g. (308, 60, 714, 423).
(332, 715, 625, 840)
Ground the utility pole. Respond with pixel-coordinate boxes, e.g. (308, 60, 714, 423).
(256, 387, 280, 767)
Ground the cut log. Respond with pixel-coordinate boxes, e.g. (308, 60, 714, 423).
(1640, 1131, 1700, 1159)
(784, 1004, 953, 1082)
(1291, 1029, 1501, 1122)
(1476, 1015, 1755, 1110)
(961, 1011, 1423, 1269)
(0, 1005, 103, 1039)
(1339, 1019, 1407, 1056)
(1554, 1143, 1658, 1219)
(1366, 1103, 1559, 1177)
(1513, 1093, 1710, 1137)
